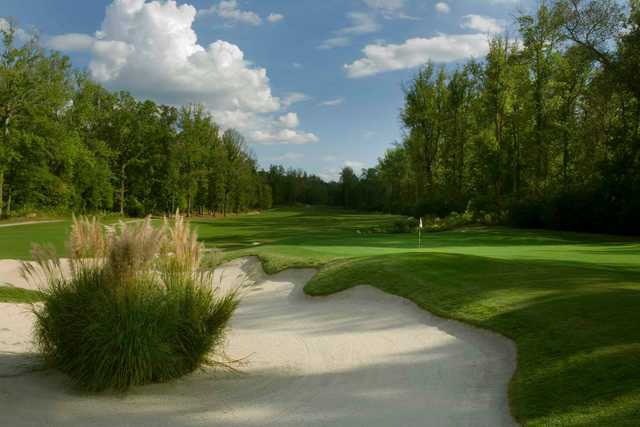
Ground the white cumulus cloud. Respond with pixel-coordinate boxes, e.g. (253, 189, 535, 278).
(48, 0, 317, 145)
(278, 112, 300, 128)
(345, 34, 490, 78)
(47, 33, 96, 51)
(461, 15, 505, 33)
(252, 129, 319, 145)
(435, 2, 450, 14)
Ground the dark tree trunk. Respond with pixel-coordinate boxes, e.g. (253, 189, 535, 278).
(119, 165, 126, 216)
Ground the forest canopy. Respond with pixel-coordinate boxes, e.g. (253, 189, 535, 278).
(269, 0, 640, 235)
(2, 0, 640, 235)
(384, 0, 640, 234)
(0, 23, 272, 217)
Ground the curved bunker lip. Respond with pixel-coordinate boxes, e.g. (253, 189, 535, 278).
(0, 256, 517, 427)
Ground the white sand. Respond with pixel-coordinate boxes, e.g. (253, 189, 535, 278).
(0, 260, 32, 289)
(0, 259, 73, 290)
(0, 257, 517, 426)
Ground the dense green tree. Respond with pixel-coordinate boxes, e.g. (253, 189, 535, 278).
(0, 25, 78, 213)
(341, 0, 640, 233)
(3, 1, 640, 234)
(339, 166, 358, 209)
(401, 64, 444, 197)
(262, 166, 329, 207)
(0, 25, 269, 218)
(176, 104, 219, 216)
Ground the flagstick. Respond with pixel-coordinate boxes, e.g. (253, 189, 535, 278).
(418, 217, 422, 248)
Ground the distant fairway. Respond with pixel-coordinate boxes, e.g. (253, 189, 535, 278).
(0, 220, 72, 259)
(191, 207, 640, 272)
(0, 218, 144, 260)
(1, 207, 639, 425)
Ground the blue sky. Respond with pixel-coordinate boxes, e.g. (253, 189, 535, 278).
(1, 0, 529, 181)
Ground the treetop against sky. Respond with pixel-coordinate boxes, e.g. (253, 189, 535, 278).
(1, 0, 522, 180)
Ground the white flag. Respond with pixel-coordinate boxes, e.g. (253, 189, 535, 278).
(419, 218, 423, 229)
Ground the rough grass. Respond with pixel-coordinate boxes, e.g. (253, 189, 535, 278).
(0, 285, 44, 303)
(27, 216, 239, 392)
(35, 269, 239, 392)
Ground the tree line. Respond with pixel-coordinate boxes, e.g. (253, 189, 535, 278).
(4, 0, 640, 235)
(260, 165, 340, 207)
(0, 24, 272, 218)
(311, 0, 639, 235)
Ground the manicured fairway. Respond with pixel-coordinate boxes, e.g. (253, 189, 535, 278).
(0, 218, 139, 260)
(191, 208, 639, 272)
(0, 220, 72, 260)
(1, 207, 639, 426)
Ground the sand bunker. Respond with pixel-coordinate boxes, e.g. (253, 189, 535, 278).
(0, 260, 37, 289)
(0, 257, 517, 426)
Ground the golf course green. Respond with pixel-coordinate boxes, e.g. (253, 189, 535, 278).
(1, 207, 639, 426)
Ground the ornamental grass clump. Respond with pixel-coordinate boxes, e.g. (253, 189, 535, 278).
(23, 214, 239, 392)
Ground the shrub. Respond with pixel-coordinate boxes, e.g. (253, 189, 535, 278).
(23, 214, 239, 392)
(509, 197, 553, 229)
(421, 210, 476, 232)
(413, 193, 466, 218)
(390, 217, 419, 233)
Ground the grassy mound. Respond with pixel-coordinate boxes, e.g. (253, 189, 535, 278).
(306, 252, 640, 426)
(24, 215, 239, 392)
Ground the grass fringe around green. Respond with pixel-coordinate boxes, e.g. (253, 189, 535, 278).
(0, 286, 44, 303)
